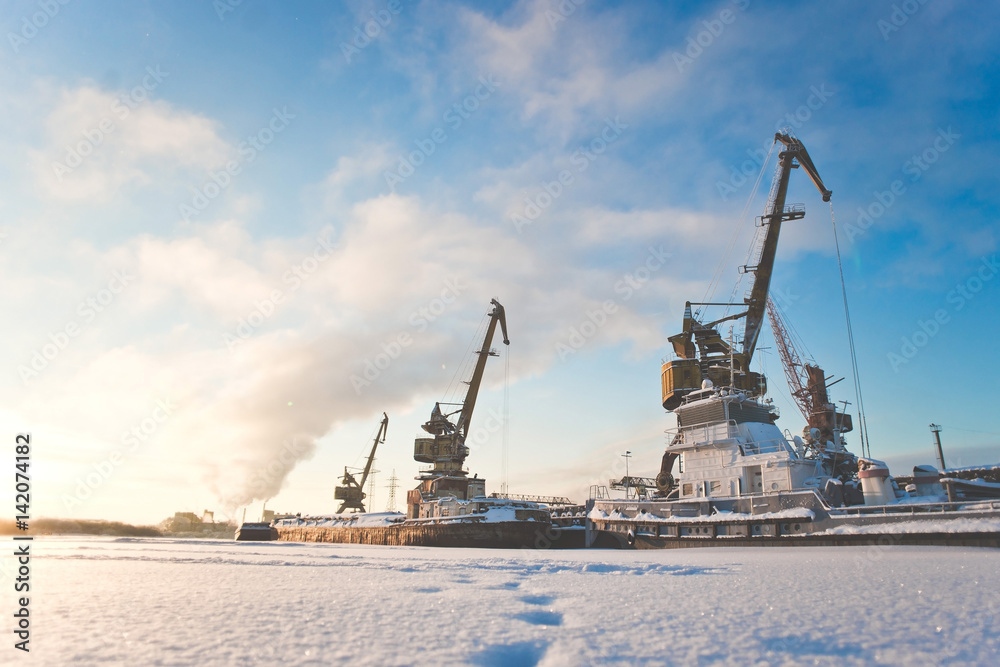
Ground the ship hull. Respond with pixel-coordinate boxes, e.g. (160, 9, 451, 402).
(587, 491, 1000, 549)
(593, 530, 1000, 549)
(275, 520, 560, 549)
(235, 523, 279, 541)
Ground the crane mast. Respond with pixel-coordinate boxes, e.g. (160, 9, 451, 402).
(334, 412, 388, 513)
(661, 133, 832, 411)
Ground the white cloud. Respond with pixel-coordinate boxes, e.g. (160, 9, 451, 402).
(28, 84, 231, 202)
(455, 0, 682, 142)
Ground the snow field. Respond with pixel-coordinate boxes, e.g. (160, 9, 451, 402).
(7, 537, 1000, 665)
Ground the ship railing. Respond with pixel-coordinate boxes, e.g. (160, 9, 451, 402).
(417, 464, 470, 474)
(835, 499, 1000, 516)
(741, 438, 791, 456)
(666, 420, 739, 446)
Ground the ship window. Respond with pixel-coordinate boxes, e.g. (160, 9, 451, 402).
(682, 483, 693, 496)
(678, 454, 685, 473)
(709, 480, 722, 495)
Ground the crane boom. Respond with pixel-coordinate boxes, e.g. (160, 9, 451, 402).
(456, 299, 509, 438)
(741, 133, 832, 365)
(766, 296, 856, 480)
(358, 412, 388, 490)
(767, 297, 810, 420)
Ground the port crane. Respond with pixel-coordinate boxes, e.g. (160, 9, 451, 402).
(334, 412, 388, 513)
(410, 299, 509, 508)
(661, 133, 833, 411)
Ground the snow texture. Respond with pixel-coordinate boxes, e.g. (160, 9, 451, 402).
(823, 518, 1000, 535)
(10, 537, 1000, 665)
(278, 512, 406, 527)
(593, 507, 816, 524)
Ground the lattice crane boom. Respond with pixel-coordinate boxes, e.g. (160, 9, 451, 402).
(766, 296, 811, 421)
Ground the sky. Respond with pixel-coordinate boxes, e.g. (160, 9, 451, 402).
(1, 0, 998, 525)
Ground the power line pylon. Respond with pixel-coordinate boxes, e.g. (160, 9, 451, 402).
(367, 466, 380, 511)
(385, 469, 399, 512)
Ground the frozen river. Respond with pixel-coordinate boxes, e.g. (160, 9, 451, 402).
(5, 537, 999, 665)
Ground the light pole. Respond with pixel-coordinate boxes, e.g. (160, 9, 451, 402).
(623, 451, 632, 499)
(930, 424, 946, 471)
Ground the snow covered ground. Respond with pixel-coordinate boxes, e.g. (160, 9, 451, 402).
(6, 537, 1000, 665)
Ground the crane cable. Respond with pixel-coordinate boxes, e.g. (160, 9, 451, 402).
(701, 142, 776, 315)
(348, 420, 383, 471)
(502, 344, 510, 496)
(720, 145, 775, 321)
(829, 201, 871, 458)
(443, 311, 489, 404)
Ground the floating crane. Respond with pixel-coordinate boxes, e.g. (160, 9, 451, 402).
(410, 299, 509, 511)
(334, 412, 388, 513)
(661, 133, 833, 410)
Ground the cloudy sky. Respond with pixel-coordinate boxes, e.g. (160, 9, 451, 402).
(2, 0, 998, 525)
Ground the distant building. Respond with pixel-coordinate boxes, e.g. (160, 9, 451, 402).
(172, 512, 201, 527)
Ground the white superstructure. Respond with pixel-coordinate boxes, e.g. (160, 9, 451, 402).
(664, 379, 856, 503)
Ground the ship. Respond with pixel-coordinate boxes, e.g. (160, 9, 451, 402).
(586, 133, 1000, 549)
(234, 521, 278, 541)
(243, 299, 575, 548)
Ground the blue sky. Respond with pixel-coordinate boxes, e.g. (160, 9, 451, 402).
(2, 0, 998, 524)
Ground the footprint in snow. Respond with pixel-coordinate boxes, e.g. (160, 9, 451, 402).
(513, 610, 563, 627)
(519, 594, 556, 606)
(471, 640, 548, 667)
